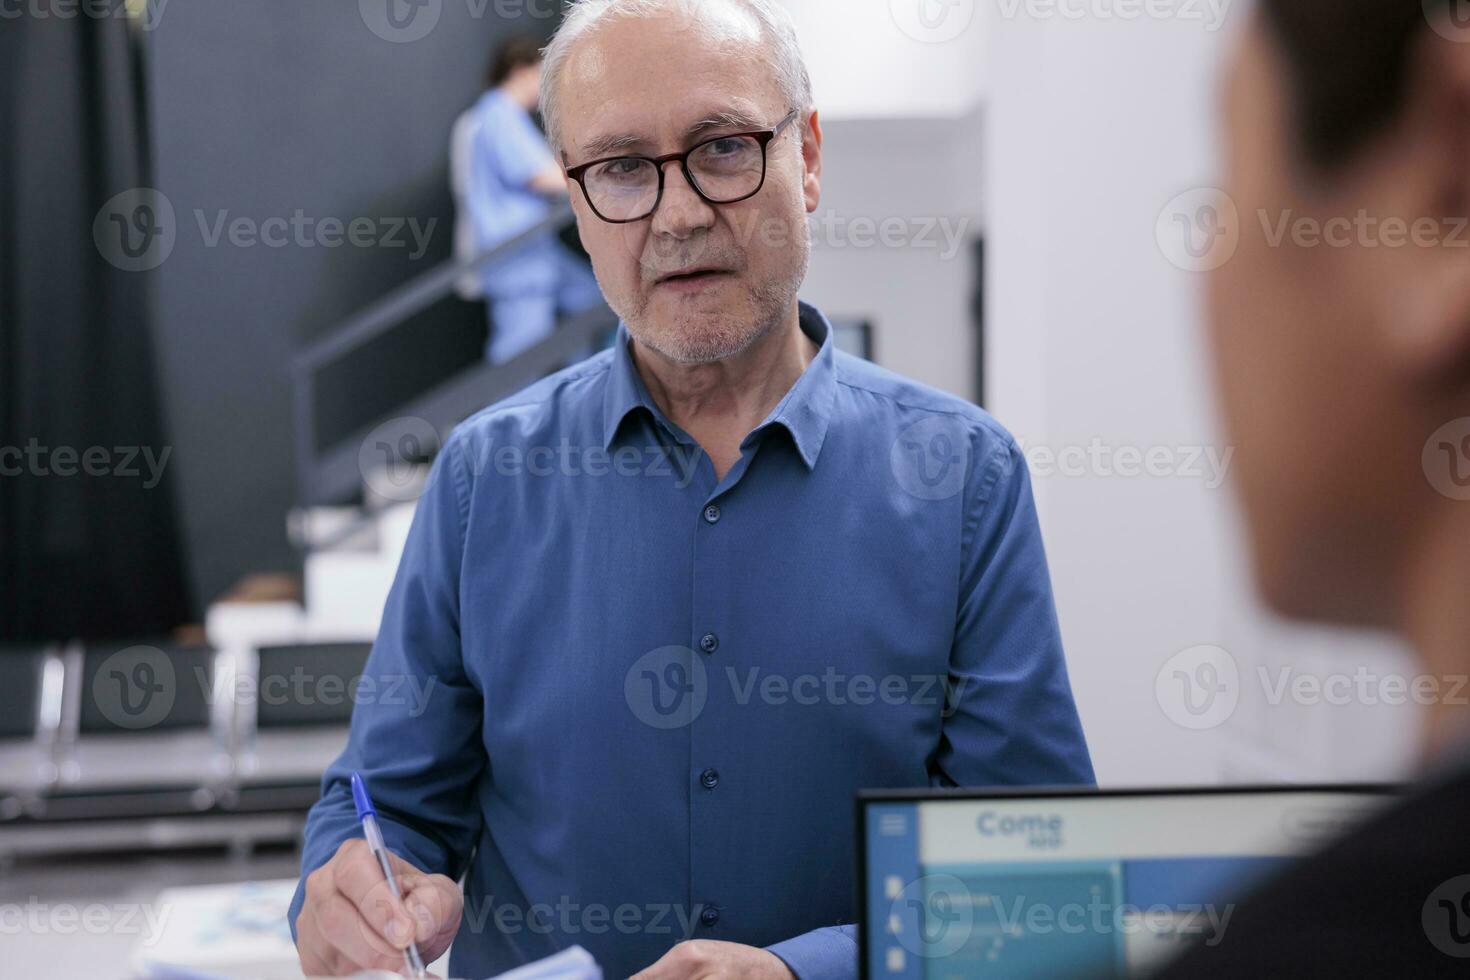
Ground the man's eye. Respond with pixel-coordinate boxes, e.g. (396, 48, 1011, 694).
(706, 138, 744, 157)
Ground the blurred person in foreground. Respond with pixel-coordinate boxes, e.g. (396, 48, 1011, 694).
(1159, 0, 1470, 975)
(452, 34, 603, 363)
(293, 1, 1094, 977)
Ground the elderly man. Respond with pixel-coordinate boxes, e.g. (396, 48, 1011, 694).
(290, 1, 1093, 977)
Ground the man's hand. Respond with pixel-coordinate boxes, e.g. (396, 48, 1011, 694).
(296, 838, 463, 976)
(630, 940, 796, 980)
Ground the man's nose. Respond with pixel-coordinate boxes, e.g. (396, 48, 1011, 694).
(650, 160, 716, 237)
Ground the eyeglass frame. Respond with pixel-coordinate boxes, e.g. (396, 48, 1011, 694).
(561, 108, 801, 224)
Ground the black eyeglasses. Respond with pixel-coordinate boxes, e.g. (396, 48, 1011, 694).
(563, 109, 800, 224)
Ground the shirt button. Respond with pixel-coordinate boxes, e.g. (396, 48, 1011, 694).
(700, 906, 720, 927)
(703, 504, 721, 524)
(700, 768, 720, 789)
(699, 633, 719, 654)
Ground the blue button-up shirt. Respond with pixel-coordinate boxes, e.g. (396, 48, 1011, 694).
(291, 301, 1094, 980)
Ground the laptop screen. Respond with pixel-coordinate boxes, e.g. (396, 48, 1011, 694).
(858, 786, 1391, 980)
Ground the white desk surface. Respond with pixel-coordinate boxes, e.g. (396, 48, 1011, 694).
(2, 848, 303, 980)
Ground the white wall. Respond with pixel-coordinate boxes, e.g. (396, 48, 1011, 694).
(778, 2, 988, 398)
(780, 0, 987, 121)
(800, 113, 984, 402)
(981, 4, 1422, 786)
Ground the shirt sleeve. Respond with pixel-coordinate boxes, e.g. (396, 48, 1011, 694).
(766, 924, 858, 980)
(289, 432, 486, 939)
(935, 435, 1095, 788)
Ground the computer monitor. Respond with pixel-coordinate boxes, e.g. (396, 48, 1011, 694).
(857, 784, 1395, 980)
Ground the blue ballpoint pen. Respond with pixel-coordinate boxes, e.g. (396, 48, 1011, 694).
(351, 771, 429, 978)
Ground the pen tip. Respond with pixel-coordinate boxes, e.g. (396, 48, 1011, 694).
(349, 771, 374, 820)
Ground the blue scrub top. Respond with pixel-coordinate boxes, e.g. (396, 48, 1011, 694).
(457, 89, 560, 298)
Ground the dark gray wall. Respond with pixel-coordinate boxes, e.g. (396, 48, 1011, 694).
(148, 0, 554, 609)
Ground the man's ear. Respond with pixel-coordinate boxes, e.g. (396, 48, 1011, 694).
(1380, 24, 1470, 387)
(801, 108, 823, 213)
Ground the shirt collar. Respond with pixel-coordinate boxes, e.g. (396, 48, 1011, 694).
(601, 300, 838, 471)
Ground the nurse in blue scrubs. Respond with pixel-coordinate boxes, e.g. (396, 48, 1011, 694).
(451, 36, 603, 363)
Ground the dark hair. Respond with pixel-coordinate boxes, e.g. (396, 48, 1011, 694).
(488, 35, 544, 89)
(1258, 0, 1452, 170)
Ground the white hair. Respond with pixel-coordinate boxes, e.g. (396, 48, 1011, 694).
(539, 0, 813, 154)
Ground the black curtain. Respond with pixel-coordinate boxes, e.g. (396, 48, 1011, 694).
(0, 5, 192, 642)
